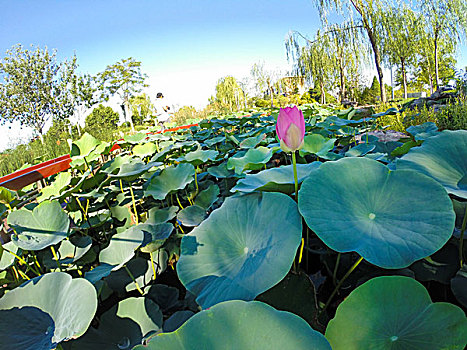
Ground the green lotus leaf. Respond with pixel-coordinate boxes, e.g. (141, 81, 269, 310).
(194, 184, 219, 209)
(85, 263, 115, 284)
(140, 223, 174, 253)
(105, 254, 167, 294)
(132, 142, 157, 158)
(136, 300, 331, 350)
(101, 155, 133, 175)
(179, 148, 219, 166)
(231, 162, 321, 194)
(406, 122, 438, 141)
(144, 163, 195, 200)
(66, 297, 162, 349)
(0, 186, 14, 204)
(207, 163, 237, 178)
(299, 134, 336, 157)
(71, 132, 100, 158)
(145, 284, 180, 313)
(0, 241, 20, 269)
(0, 307, 54, 350)
(0, 272, 97, 344)
(325, 276, 467, 350)
(8, 200, 70, 251)
(397, 130, 467, 198)
(147, 206, 178, 224)
(239, 133, 266, 149)
(123, 132, 147, 144)
(37, 172, 72, 202)
(345, 143, 376, 157)
(177, 192, 302, 309)
(150, 145, 174, 162)
(163, 310, 195, 332)
(109, 158, 161, 181)
(204, 135, 224, 147)
(99, 224, 145, 267)
(298, 157, 455, 269)
(227, 147, 273, 174)
(451, 265, 467, 308)
(177, 205, 207, 227)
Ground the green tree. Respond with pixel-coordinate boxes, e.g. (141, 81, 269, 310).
(421, 0, 467, 89)
(382, 5, 421, 98)
(211, 76, 246, 113)
(97, 57, 148, 131)
(0, 45, 78, 139)
(312, 0, 389, 102)
(129, 93, 154, 125)
(250, 62, 279, 107)
(84, 104, 119, 141)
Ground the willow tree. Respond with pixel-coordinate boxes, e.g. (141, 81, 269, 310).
(250, 62, 279, 108)
(421, 0, 467, 89)
(312, 0, 388, 102)
(212, 76, 245, 113)
(381, 5, 421, 98)
(286, 24, 364, 104)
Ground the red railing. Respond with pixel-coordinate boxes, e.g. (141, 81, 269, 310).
(0, 123, 200, 191)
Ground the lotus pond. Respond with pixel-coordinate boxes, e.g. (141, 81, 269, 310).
(0, 105, 466, 349)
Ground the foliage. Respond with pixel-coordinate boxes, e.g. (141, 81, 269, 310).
(0, 45, 78, 136)
(129, 93, 154, 125)
(209, 76, 246, 113)
(84, 104, 120, 142)
(97, 57, 148, 130)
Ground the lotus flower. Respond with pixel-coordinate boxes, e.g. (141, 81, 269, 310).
(276, 106, 305, 152)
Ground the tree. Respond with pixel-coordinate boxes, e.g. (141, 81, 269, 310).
(312, 0, 389, 102)
(0, 45, 78, 138)
(382, 6, 421, 98)
(84, 104, 119, 141)
(250, 62, 279, 107)
(421, 0, 467, 89)
(129, 93, 154, 125)
(97, 58, 148, 131)
(211, 76, 246, 113)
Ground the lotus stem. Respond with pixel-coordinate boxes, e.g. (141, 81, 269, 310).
(333, 253, 341, 286)
(124, 265, 144, 295)
(4, 247, 41, 276)
(128, 184, 139, 225)
(50, 246, 62, 271)
(319, 256, 364, 317)
(291, 151, 299, 201)
(176, 194, 185, 210)
(194, 166, 199, 195)
(459, 204, 467, 268)
(150, 251, 157, 280)
(298, 238, 305, 265)
(11, 265, 19, 281)
(76, 197, 92, 230)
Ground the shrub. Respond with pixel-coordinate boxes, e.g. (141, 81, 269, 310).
(84, 104, 119, 141)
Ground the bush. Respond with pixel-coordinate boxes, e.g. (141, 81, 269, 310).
(84, 104, 119, 141)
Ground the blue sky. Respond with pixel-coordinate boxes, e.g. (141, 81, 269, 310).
(0, 0, 466, 150)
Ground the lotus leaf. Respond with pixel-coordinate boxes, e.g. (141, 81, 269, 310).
(0, 272, 97, 344)
(85, 263, 115, 284)
(70, 132, 100, 158)
(177, 192, 302, 308)
(123, 132, 147, 144)
(207, 163, 237, 178)
(99, 224, 145, 267)
(7, 200, 70, 251)
(101, 155, 133, 175)
(180, 148, 219, 166)
(135, 300, 331, 350)
(325, 276, 467, 349)
(344, 143, 376, 157)
(177, 205, 206, 226)
(298, 157, 455, 268)
(67, 297, 162, 349)
(140, 223, 174, 253)
(144, 163, 195, 200)
(0, 241, 20, 269)
(397, 130, 467, 198)
(204, 135, 224, 147)
(0, 186, 14, 204)
(133, 142, 157, 157)
(406, 122, 438, 140)
(299, 134, 336, 157)
(163, 310, 195, 332)
(231, 162, 321, 194)
(147, 206, 178, 224)
(239, 133, 266, 148)
(194, 184, 219, 209)
(145, 284, 180, 312)
(109, 158, 161, 181)
(0, 307, 55, 350)
(227, 146, 273, 174)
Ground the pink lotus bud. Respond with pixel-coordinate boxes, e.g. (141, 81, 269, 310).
(276, 106, 305, 152)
